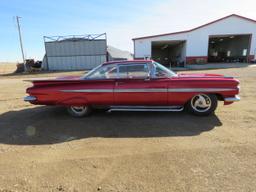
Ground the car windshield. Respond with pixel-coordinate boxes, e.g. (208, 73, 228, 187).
(82, 61, 176, 79)
(151, 62, 177, 78)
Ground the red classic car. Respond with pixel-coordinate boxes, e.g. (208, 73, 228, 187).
(24, 60, 240, 117)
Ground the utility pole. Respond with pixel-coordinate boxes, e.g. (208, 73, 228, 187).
(16, 16, 27, 72)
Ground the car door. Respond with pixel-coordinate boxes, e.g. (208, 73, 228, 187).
(114, 63, 168, 105)
(80, 63, 117, 105)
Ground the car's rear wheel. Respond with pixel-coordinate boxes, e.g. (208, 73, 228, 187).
(67, 106, 91, 117)
(187, 94, 217, 116)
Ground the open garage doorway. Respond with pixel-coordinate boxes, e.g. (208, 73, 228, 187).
(208, 34, 251, 63)
(152, 41, 186, 68)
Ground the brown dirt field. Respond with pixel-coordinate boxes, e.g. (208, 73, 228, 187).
(0, 66, 256, 192)
(0, 63, 17, 75)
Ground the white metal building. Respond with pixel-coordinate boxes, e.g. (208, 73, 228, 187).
(107, 45, 133, 61)
(133, 14, 256, 67)
(43, 34, 107, 70)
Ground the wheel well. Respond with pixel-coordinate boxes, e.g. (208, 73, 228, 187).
(185, 93, 223, 106)
(215, 93, 224, 101)
(57, 97, 89, 106)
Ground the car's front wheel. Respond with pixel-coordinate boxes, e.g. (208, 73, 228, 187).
(187, 94, 217, 116)
(67, 106, 92, 117)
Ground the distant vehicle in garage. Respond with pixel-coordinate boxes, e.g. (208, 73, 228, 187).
(24, 60, 240, 117)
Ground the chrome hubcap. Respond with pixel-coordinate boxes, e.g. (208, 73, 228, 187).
(70, 106, 87, 114)
(191, 94, 211, 113)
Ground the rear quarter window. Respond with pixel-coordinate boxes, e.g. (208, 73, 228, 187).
(118, 64, 149, 79)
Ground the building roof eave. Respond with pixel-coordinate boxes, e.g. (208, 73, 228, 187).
(132, 14, 256, 41)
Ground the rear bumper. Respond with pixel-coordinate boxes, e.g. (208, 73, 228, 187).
(224, 95, 240, 102)
(24, 96, 37, 102)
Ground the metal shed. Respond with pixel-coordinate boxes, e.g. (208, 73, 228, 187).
(43, 33, 107, 70)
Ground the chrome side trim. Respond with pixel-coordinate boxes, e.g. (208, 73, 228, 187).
(108, 106, 184, 112)
(61, 88, 236, 93)
(114, 88, 166, 93)
(224, 95, 240, 102)
(168, 88, 236, 92)
(61, 89, 113, 93)
(110, 105, 182, 109)
(61, 89, 166, 93)
(24, 96, 37, 102)
(109, 108, 184, 112)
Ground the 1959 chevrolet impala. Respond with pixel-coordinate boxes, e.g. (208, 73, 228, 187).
(24, 60, 240, 117)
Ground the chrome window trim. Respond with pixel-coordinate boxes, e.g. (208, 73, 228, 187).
(82, 61, 178, 80)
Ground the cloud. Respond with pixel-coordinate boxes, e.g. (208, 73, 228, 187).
(105, 0, 256, 53)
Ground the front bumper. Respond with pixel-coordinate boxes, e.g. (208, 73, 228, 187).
(224, 95, 240, 102)
(24, 96, 37, 102)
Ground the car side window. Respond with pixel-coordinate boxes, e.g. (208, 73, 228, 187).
(85, 64, 117, 79)
(118, 64, 149, 79)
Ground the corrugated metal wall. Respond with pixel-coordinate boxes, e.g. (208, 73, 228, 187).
(45, 39, 107, 70)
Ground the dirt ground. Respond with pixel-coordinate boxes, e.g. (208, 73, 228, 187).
(0, 63, 17, 75)
(0, 65, 256, 192)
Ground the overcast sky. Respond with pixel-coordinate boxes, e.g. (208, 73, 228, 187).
(0, 0, 256, 62)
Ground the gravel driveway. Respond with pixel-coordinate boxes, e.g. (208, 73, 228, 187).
(0, 66, 255, 192)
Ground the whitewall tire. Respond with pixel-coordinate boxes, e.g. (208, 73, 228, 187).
(67, 106, 91, 117)
(187, 94, 218, 116)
